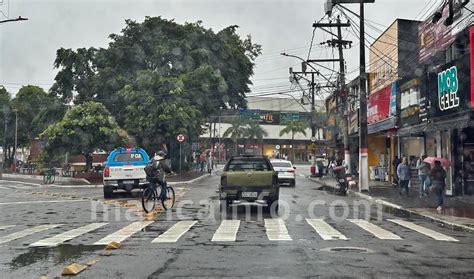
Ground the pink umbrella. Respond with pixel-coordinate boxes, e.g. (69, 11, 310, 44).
(423, 156, 452, 167)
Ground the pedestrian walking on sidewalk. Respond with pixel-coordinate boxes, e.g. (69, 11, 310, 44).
(392, 156, 401, 187)
(430, 160, 447, 213)
(416, 154, 431, 197)
(397, 157, 411, 196)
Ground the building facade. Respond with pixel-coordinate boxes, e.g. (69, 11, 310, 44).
(201, 96, 326, 163)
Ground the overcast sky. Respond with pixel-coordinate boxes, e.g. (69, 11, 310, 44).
(0, 0, 439, 101)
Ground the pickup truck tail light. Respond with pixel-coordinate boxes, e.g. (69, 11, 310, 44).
(221, 176, 227, 187)
(104, 167, 110, 177)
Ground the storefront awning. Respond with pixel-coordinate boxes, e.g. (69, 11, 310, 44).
(398, 122, 428, 137)
(368, 117, 397, 134)
(425, 113, 472, 132)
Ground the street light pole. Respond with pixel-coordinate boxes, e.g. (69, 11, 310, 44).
(14, 110, 17, 171)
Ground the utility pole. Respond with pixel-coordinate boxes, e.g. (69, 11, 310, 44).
(324, 0, 374, 191)
(358, 2, 369, 191)
(288, 66, 318, 176)
(313, 17, 352, 175)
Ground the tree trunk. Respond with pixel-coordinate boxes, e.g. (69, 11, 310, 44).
(233, 139, 238, 156)
(84, 153, 93, 172)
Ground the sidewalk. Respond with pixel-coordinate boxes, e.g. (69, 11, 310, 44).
(308, 176, 474, 232)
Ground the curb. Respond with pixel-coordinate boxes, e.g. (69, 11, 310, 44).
(1, 173, 91, 185)
(307, 176, 474, 232)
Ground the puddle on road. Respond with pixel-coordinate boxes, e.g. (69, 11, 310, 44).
(9, 244, 103, 269)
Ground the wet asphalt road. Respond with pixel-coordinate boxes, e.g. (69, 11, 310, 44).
(1, 173, 474, 278)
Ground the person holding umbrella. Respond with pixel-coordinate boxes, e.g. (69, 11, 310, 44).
(429, 160, 447, 213)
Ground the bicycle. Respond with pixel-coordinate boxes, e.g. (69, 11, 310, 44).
(61, 163, 71, 177)
(141, 173, 176, 213)
(42, 168, 56, 184)
(334, 166, 348, 195)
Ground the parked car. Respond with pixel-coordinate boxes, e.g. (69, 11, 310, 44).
(220, 155, 279, 210)
(103, 147, 150, 198)
(270, 159, 296, 187)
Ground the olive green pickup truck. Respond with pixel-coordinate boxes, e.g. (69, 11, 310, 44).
(219, 156, 279, 210)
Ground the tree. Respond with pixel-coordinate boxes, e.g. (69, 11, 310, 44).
(279, 120, 308, 162)
(223, 117, 248, 156)
(245, 121, 268, 154)
(41, 101, 125, 170)
(50, 17, 261, 157)
(0, 87, 13, 167)
(11, 85, 67, 149)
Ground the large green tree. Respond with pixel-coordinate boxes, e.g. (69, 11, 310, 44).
(11, 85, 67, 149)
(279, 120, 308, 162)
(50, 17, 261, 156)
(41, 101, 124, 170)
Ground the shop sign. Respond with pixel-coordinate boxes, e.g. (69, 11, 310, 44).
(368, 83, 392, 124)
(349, 112, 358, 135)
(399, 78, 422, 127)
(419, 1, 473, 62)
(427, 57, 471, 118)
(437, 66, 460, 111)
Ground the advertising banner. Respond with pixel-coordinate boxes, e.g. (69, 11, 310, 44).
(368, 84, 392, 124)
(419, 1, 474, 62)
(399, 79, 422, 128)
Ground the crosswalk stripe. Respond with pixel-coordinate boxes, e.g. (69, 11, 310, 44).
(264, 219, 292, 241)
(152, 220, 197, 243)
(93, 221, 153, 245)
(0, 224, 61, 244)
(348, 219, 401, 240)
(387, 219, 458, 242)
(0, 225, 16, 230)
(306, 219, 348, 240)
(30, 223, 108, 247)
(212, 220, 240, 242)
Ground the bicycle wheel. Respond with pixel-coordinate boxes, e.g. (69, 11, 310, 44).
(161, 186, 175, 210)
(50, 172, 56, 184)
(43, 173, 48, 184)
(141, 186, 157, 213)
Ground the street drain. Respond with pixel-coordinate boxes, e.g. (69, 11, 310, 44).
(321, 247, 373, 253)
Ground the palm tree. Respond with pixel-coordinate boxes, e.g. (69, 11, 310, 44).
(279, 120, 308, 162)
(245, 121, 268, 155)
(222, 117, 248, 155)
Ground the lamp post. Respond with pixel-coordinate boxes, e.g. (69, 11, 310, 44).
(14, 110, 17, 171)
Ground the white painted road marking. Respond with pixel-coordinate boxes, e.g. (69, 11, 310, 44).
(0, 200, 90, 205)
(30, 223, 108, 247)
(212, 220, 240, 242)
(349, 219, 401, 240)
(0, 225, 16, 230)
(94, 221, 153, 245)
(0, 224, 61, 244)
(264, 219, 292, 241)
(388, 219, 458, 242)
(152, 221, 197, 243)
(306, 219, 348, 240)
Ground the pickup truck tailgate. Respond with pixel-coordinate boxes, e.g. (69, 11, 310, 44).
(225, 171, 274, 187)
(107, 165, 146, 180)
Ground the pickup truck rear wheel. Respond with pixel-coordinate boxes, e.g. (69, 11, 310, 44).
(103, 186, 114, 199)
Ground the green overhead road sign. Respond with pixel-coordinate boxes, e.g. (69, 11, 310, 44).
(280, 112, 300, 124)
(239, 109, 261, 121)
